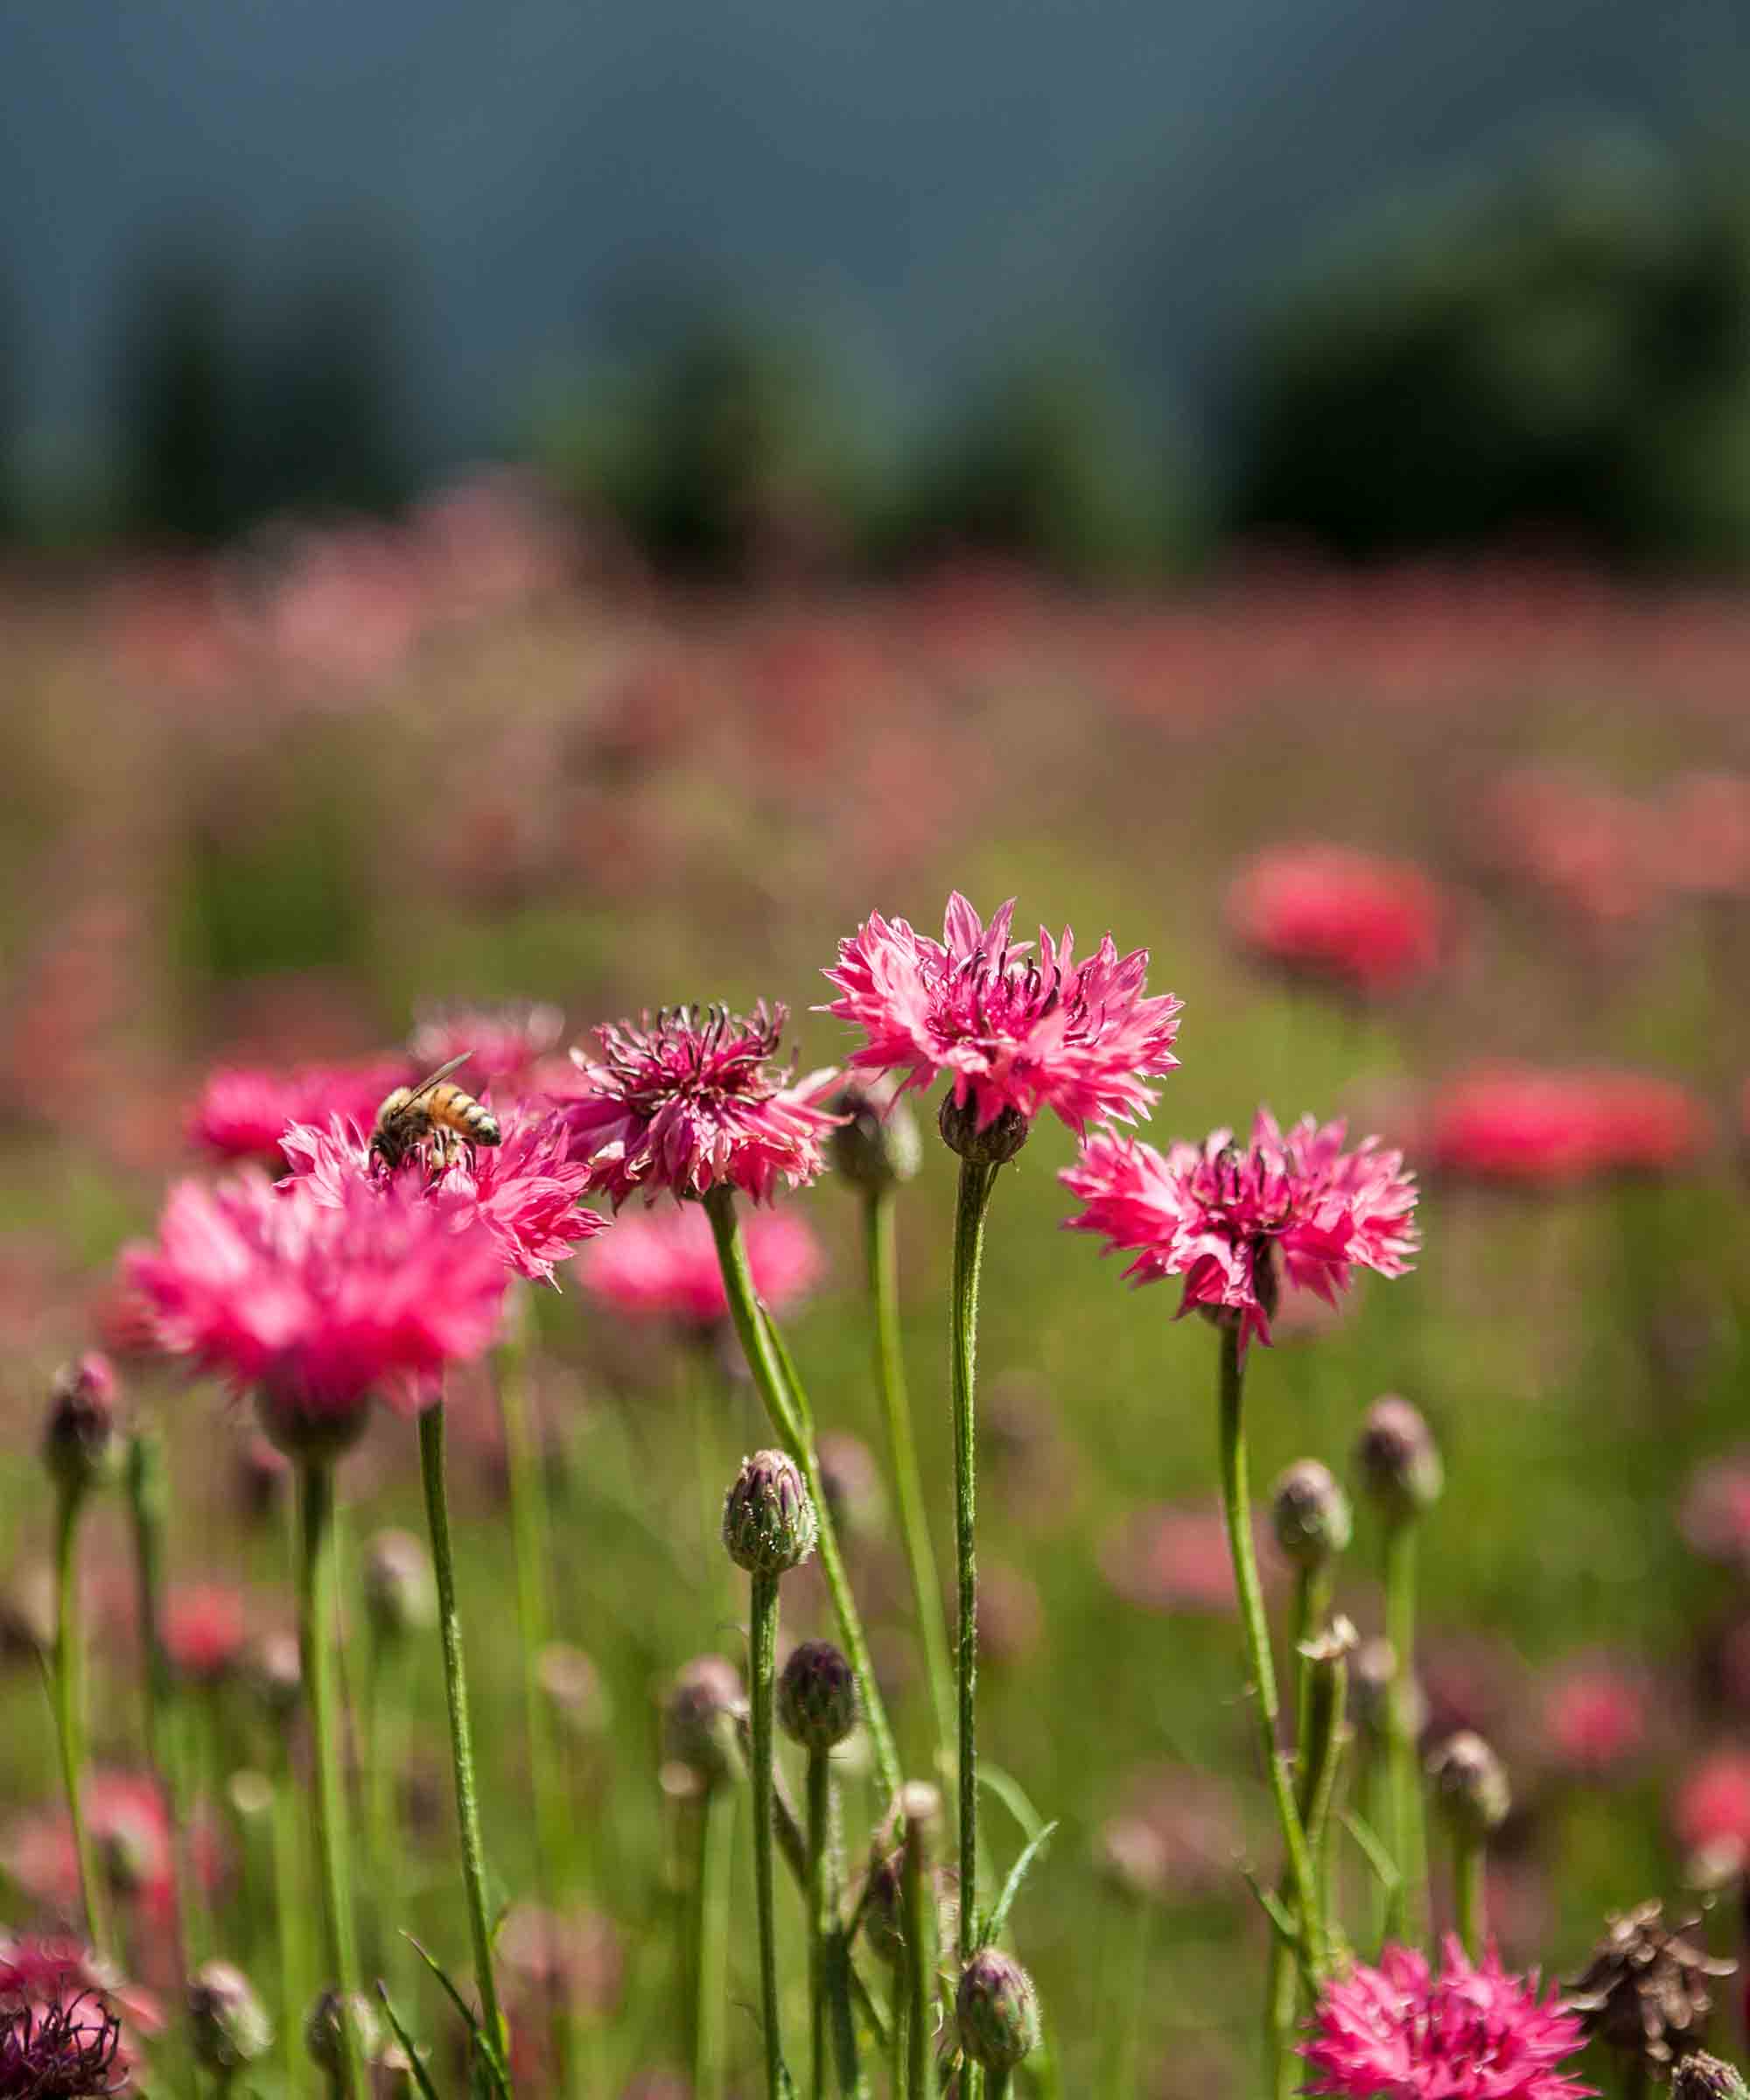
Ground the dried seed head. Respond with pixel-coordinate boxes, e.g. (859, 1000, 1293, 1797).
(1674, 2053, 1750, 2099)
(956, 1949, 1042, 2074)
(1427, 1731, 1511, 1839)
(42, 1356, 124, 1501)
(777, 1640, 859, 1751)
(1354, 1395, 1444, 1523)
(304, 1990, 381, 2076)
(662, 1654, 746, 1789)
(938, 1094, 1030, 1166)
(1568, 1900, 1737, 2071)
(188, 1959, 273, 2071)
(722, 1450, 817, 1576)
(827, 1082, 922, 1191)
(1270, 1459, 1353, 1568)
(362, 1530, 437, 1642)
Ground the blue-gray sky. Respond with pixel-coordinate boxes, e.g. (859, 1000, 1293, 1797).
(3, 0, 1746, 468)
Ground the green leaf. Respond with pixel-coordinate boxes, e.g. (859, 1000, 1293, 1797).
(759, 1306, 816, 1444)
(979, 1820, 1059, 1948)
(402, 1936, 512, 2097)
(374, 1987, 443, 2100)
(1339, 1809, 1402, 1894)
(976, 1760, 1046, 1844)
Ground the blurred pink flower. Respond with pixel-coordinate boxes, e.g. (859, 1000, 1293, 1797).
(280, 1109, 603, 1285)
(162, 1584, 249, 1686)
(1226, 844, 1450, 998)
(187, 1058, 410, 1167)
(7, 1773, 216, 1931)
(1427, 1067, 1708, 1189)
(1301, 1937, 1592, 2100)
(125, 1166, 506, 1439)
(821, 892, 1181, 1135)
(408, 1004, 566, 1100)
(1680, 1456, 1750, 1573)
(553, 1004, 838, 1207)
(1538, 1659, 1648, 1779)
(1062, 1110, 1418, 1358)
(576, 1203, 822, 1328)
(1099, 1502, 1247, 1614)
(1656, 773, 1750, 900)
(1673, 1751, 1750, 1870)
(1479, 766, 1662, 929)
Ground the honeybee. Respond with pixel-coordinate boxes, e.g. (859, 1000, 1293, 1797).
(370, 1054, 502, 1171)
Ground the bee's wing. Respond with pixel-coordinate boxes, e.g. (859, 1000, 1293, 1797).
(405, 1052, 472, 1104)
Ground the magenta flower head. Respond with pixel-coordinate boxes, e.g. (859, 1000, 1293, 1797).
(576, 1202, 822, 1329)
(187, 1058, 411, 1168)
(409, 1003, 566, 1101)
(279, 1107, 604, 1284)
(1061, 1109, 1419, 1358)
(822, 892, 1181, 1154)
(124, 1166, 506, 1457)
(553, 1003, 839, 1208)
(1301, 1937, 1593, 2100)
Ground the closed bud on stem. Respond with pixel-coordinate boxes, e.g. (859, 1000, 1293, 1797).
(956, 1949, 1041, 2074)
(1428, 1731, 1511, 1840)
(247, 1631, 303, 1718)
(937, 1093, 1029, 1166)
(362, 1530, 437, 1642)
(42, 1355, 124, 1501)
(1354, 1395, 1444, 1524)
(864, 1848, 961, 1967)
(662, 1655, 746, 1790)
(189, 1960, 273, 2071)
(304, 1990, 380, 2076)
(1270, 1459, 1353, 1568)
(722, 1449, 817, 1576)
(828, 1083, 921, 1190)
(777, 1639, 858, 1751)
(1675, 2054, 1750, 2099)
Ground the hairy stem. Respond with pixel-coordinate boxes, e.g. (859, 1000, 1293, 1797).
(807, 1749, 830, 2100)
(297, 1461, 366, 2100)
(1452, 1832, 1485, 1959)
(417, 1402, 509, 2076)
(694, 1784, 735, 2100)
(865, 1187, 956, 1770)
(750, 1572, 785, 2100)
(950, 1158, 998, 1956)
(1382, 1520, 1425, 1944)
(901, 1799, 935, 2100)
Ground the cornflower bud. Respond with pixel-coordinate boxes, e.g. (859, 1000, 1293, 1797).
(304, 1989, 381, 2076)
(722, 1450, 817, 1577)
(938, 1095, 1029, 1166)
(189, 1960, 273, 2072)
(863, 1850, 961, 1968)
(1270, 1459, 1353, 1569)
(1428, 1731, 1511, 1840)
(662, 1655, 746, 1790)
(539, 1642, 611, 1738)
(1354, 1395, 1444, 1522)
(247, 1631, 303, 1719)
(362, 1530, 437, 1642)
(42, 1355, 124, 1501)
(956, 1948, 1042, 2075)
(827, 1082, 921, 1191)
(777, 1640, 858, 1752)
(1675, 2054, 1750, 2100)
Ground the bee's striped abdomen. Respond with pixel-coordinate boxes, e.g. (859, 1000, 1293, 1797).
(427, 1083, 501, 1148)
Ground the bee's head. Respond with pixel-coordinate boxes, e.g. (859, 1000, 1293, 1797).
(368, 1126, 403, 1171)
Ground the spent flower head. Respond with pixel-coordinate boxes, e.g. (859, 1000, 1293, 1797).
(554, 1003, 839, 1207)
(822, 891, 1181, 1139)
(1062, 1109, 1418, 1359)
(1301, 1936, 1592, 2100)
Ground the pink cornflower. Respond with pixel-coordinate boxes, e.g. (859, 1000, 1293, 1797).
(553, 1004, 839, 1208)
(279, 1109, 603, 1285)
(1673, 1752, 1750, 1870)
(125, 1166, 506, 1447)
(576, 1203, 822, 1329)
(1061, 1110, 1419, 1358)
(187, 1058, 410, 1167)
(1226, 844, 1450, 999)
(0, 1934, 159, 2090)
(8, 1774, 212, 1931)
(162, 1584, 248, 1686)
(1427, 1067, 1707, 1189)
(409, 1004, 566, 1100)
(1301, 1937, 1592, 2100)
(821, 892, 1181, 1137)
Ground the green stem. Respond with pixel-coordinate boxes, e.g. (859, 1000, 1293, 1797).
(949, 1158, 998, 1957)
(416, 1402, 509, 2077)
(900, 1797, 935, 2100)
(750, 1572, 785, 2100)
(52, 1488, 109, 1961)
(363, 1632, 410, 2001)
(988, 2073, 1012, 2100)
(765, 1739, 889, 2052)
(807, 1750, 830, 2100)
(864, 1188, 956, 1771)
(704, 1186, 900, 1803)
(1453, 1833, 1484, 1958)
(1214, 1325, 1320, 2083)
(125, 1422, 194, 1996)
(271, 1758, 308, 2100)
(297, 1461, 366, 2100)
(496, 1299, 574, 2092)
(1382, 1520, 1425, 1944)
(695, 1784, 735, 2100)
